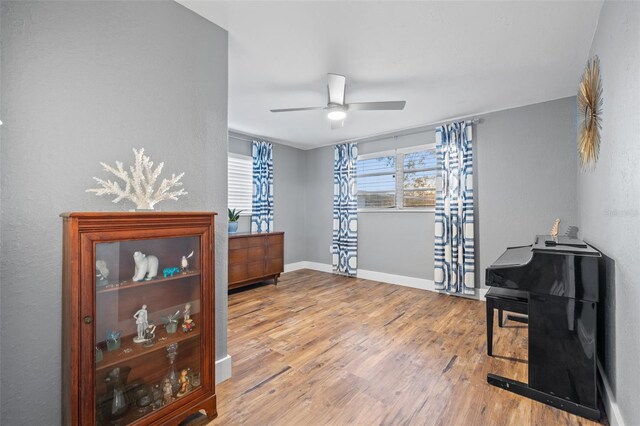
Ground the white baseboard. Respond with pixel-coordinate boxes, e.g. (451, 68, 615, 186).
(215, 354, 232, 384)
(479, 288, 488, 301)
(303, 261, 334, 273)
(598, 360, 625, 426)
(356, 268, 435, 291)
(287, 261, 485, 301)
(284, 261, 307, 273)
(284, 261, 333, 273)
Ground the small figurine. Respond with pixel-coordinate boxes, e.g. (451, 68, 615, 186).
(133, 305, 149, 343)
(181, 251, 194, 273)
(183, 303, 191, 323)
(181, 303, 195, 333)
(162, 267, 181, 278)
(176, 369, 192, 397)
(142, 323, 157, 347)
(133, 251, 159, 282)
(182, 319, 195, 333)
(96, 260, 110, 282)
(162, 379, 174, 405)
(550, 218, 561, 240)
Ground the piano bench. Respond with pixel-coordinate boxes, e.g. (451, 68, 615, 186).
(485, 287, 528, 356)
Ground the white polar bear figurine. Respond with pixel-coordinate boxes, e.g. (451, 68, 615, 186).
(132, 251, 159, 281)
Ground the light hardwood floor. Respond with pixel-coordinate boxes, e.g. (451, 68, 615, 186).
(209, 269, 606, 426)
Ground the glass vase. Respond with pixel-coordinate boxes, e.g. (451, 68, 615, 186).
(164, 343, 181, 395)
(99, 366, 131, 421)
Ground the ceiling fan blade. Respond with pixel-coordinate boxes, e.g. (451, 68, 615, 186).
(270, 106, 326, 113)
(330, 119, 344, 130)
(347, 101, 406, 111)
(327, 73, 346, 105)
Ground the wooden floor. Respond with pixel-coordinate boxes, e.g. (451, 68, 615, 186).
(208, 269, 606, 426)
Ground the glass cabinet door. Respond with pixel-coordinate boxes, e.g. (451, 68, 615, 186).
(93, 236, 202, 425)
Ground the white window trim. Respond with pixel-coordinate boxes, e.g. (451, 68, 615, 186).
(357, 143, 437, 213)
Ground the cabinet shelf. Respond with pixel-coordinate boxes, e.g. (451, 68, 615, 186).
(96, 314, 201, 373)
(97, 270, 201, 295)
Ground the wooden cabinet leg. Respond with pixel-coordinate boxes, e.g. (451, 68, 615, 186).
(274, 275, 279, 285)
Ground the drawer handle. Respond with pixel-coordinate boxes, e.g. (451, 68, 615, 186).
(83, 316, 93, 324)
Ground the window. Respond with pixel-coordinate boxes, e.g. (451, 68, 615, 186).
(228, 153, 253, 215)
(357, 145, 437, 210)
(356, 154, 396, 209)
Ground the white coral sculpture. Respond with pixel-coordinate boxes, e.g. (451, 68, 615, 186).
(86, 148, 187, 210)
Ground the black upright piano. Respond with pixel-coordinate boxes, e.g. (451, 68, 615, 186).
(486, 235, 601, 420)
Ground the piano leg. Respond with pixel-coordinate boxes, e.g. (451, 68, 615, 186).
(486, 298, 494, 356)
(487, 374, 601, 420)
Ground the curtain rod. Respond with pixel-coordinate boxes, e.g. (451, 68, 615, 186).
(335, 116, 482, 146)
(229, 134, 257, 143)
(229, 116, 482, 147)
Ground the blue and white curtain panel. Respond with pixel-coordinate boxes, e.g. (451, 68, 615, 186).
(434, 122, 475, 295)
(332, 143, 358, 276)
(251, 140, 274, 233)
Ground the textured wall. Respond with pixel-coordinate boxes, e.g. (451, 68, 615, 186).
(304, 97, 578, 286)
(578, 2, 640, 424)
(477, 97, 578, 286)
(0, 2, 228, 424)
(228, 134, 307, 264)
(304, 145, 335, 265)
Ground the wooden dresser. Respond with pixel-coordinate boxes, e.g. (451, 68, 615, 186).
(228, 232, 284, 290)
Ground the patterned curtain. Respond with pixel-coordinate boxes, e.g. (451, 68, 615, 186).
(434, 122, 475, 295)
(332, 143, 358, 276)
(251, 140, 274, 233)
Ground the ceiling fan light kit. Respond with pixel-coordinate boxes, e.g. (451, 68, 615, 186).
(270, 73, 406, 129)
(327, 107, 346, 121)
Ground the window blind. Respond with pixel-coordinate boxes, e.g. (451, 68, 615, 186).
(228, 153, 253, 214)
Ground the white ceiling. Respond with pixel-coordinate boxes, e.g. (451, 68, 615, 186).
(178, 1, 603, 149)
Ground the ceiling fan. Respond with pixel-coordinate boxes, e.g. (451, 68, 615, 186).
(270, 73, 406, 129)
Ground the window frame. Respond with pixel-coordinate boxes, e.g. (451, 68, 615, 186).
(227, 152, 253, 217)
(357, 143, 437, 213)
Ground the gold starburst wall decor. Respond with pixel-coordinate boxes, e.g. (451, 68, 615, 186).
(578, 55, 603, 170)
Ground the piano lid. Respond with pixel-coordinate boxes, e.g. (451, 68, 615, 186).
(532, 235, 600, 257)
(491, 245, 534, 268)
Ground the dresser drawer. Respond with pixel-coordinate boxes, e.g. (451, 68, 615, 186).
(230, 235, 267, 249)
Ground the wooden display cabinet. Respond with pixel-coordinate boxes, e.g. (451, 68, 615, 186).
(61, 212, 217, 425)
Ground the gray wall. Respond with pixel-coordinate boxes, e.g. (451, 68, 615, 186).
(578, 2, 640, 424)
(305, 97, 578, 287)
(305, 133, 437, 277)
(228, 133, 307, 264)
(0, 2, 228, 425)
(477, 97, 578, 286)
